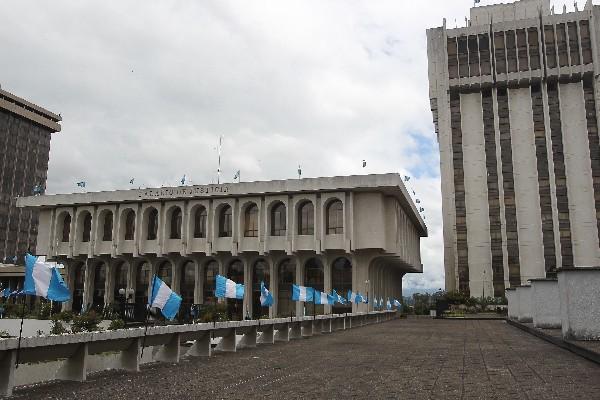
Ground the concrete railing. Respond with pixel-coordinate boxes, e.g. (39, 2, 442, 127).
(0, 310, 397, 396)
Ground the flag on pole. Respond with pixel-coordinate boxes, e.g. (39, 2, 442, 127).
(386, 298, 392, 310)
(148, 275, 182, 320)
(260, 281, 273, 307)
(129, 178, 135, 185)
(181, 175, 186, 185)
(76, 181, 86, 188)
(233, 170, 240, 180)
(1, 287, 11, 297)
(314, 290, 334, 305)
(23, 254, 71, 302)
(393, 299, 402, 308)
(355, 292, 365, 304)
(291, 284, 314, 302)
(404, 176, 410, 181)
(331, 289, 345, 304)
(379, 297, 384, 310)
(215, 274, 244, 299)
(373, 298, 379, 308)
(363, 296, 368, 304)
(347, 290, 357, 303)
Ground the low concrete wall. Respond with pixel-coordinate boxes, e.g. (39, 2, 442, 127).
(0, 319, 112, 338)
(558, 268, 600, 340)
(505, 288, 518, 320)
(0, 311, 396, 396)
(530, 279, 561, 329)
(516, 286, 532, 323)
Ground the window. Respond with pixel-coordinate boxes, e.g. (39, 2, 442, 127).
(244, 204, 258, 237)
(124, 210, 135, 240)
(219, 205, 232, 237)
(170, 207, 182, 239)
(298, 201, 314, 235)
(194, 207, 207, 238)
(252, 259, 270, 318)
(227, 260, 244, 320)
(271, 202, 286, 236)
(305, 258, 324, 315)
(92, 263, 106, 309)
(157, 261, 172, 287)
(147, 208, 158, 240)
(180, 261, 195, 308)
(135, 262, 151, 305)
(113, 262, 128, 302)
(331, 257, 352, 313)
(82, 213, 92, 242)
(277, 259, 296, 317)
(61, 214, 71, 242)
(102, 211, 113, 241)
(203, 260, 219, 305)
(326, 200, 343, 234)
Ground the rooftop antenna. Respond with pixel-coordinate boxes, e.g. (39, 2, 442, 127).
(217, 135, 223, 184)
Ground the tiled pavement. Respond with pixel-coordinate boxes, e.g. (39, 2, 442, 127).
(13, 318, 600, 399)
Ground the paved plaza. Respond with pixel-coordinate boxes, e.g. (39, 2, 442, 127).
(12, 318, 600, 399)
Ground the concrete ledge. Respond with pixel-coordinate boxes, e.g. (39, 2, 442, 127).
(505, 288, 518, 320)
(558, 268, 600, 340)
(530, 279, 560, 329)
(506, 319, 600, 366)
(516, 286, 533, 323)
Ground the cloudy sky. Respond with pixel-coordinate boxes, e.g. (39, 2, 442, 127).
(0, 0, 580, 290)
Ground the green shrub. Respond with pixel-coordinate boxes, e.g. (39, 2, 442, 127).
(37, 302, 52, 320)
(199, 304, 228, 322)
(50, 320, 70, 335)
(71, 310, 102, 333)
(51, 310, 74, 323)
(108, 319, 125, 330)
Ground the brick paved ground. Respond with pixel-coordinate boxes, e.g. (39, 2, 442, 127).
(13, 319, 600, 399)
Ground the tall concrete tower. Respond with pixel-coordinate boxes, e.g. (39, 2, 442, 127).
(427, 0, 600, 296)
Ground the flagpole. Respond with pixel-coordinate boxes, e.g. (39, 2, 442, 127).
(140, 275, 156, 359)
(15, 294, 26, 369)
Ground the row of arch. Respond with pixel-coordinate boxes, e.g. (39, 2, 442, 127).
(69, 256, 353, 320)
(58, 199, 344, 243)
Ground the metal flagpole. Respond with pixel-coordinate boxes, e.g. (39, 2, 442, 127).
(15, 292, 26, 368)
(140, 275, 156, 359)
(217, 135, 223, 184)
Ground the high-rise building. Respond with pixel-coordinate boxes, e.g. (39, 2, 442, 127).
(0, 86, 61, 265)
(427, 0, 600, 296)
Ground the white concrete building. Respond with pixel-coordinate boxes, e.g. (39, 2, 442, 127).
(16, 174, 426, 320)
(427, 0, 600, 296)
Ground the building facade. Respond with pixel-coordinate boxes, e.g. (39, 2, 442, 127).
(0, 87, 61, 265)
(16, 174, 426, 320)
(428, 0, 600, 296)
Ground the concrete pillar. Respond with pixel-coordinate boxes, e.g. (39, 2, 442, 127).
(530, 278, 561, 329)
(0, 350, 16, 397)
(57, 343, 88, 382)
(274, 324, 289, 342)
(321, 318, 332, 333)
(155, 333, 181, 363)
(301, 320, 313, 337)
(516, 285, 533, 323)
(311, 319, 322, 336)
(505, 288, 518, 320)
(289, 322, 302, 340)
(119, 337, 141, 372)
(215, 329, 236, 352)
(257, 325, 274, 345)
(237, 326, 257, 349)
(187, 332, 211, 357)
(558, 268, 600, 340)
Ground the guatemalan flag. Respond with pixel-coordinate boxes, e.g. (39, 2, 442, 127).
(149, 275, 182, 320)
(347, 290, 357, 303)
(314, 290, 334, 305)
(215, 275, 244, 300)
(380, 297, 384, 310)
(386, 298, 392, 310)
(260, 281, 273, 307)
(23, 254, 71, 302)
(393, 299, 402, 308)
(331, 289, 345, 304)
(373, 298, 379, 308)
(291, 284, 314, 302)
(1, 287, 11, 297)
(355, 292, 365, 304)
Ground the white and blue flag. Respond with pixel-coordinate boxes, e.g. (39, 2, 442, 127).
(23, 254, 71, 302)
(1, 287, 11, 297)
(363, 296, 368, 304)
(355, 292, 365, 304)
(393, 299, 402, 308)
(149, 275, 182, 320)
(260, 281, 273, 307)
(386, 298, 392, 310)
(331, 289, 345, 304)
(380, 297, 384, 309)
(291, 284, 313, 302)
(347, 290, 358, 303)
(314, 290, 334, 305)
(373, 298, 379, 308)
(215, 274, 244, 299)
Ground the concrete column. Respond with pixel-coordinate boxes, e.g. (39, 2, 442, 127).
(289, 322, 301, 340)
(301, 320, 313, 337)
(530, 279, 561, 329)
(505, 288, 518, 320)
(311, 319, 322, 336)
(187, 331, 211, 357)
(274, 324, 289, 342)
(0, 350, 16, 397)
(321, 318, 332, 333)
(516, 285, 533, 323)
(215, 329, 236, 352)
(324, 258, 332, 314)
(257, 324, 274, 344)
(57, 343, 88, 382)
(558, 268, 600, 340)
(119, 337, 141, 372)
(237, 326, 257, 349)
(155, 333, 181, 363)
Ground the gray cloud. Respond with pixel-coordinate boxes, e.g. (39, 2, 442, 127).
(0, 0, 579, 290)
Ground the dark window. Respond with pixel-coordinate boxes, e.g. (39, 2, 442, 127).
(92, 263, 106, 310)
(124, 210, 135, 240)
(298, 201, 314, 235)
(331, 257, 352, 313)
(170, 207, 182, 239)
(326, 200, 343, 234)
(517, 29, 528, 71)
(447, 38, 459, 79)
(135, 262, 151, 308)
(157, 261, 172, 287)
(180, 261, 195, 309)
(72, 263, 85, 312)
(113, 262, 128, 303)
(252, 259, 270, 318)
(304, 258, 324, 315)
(544, 25, 557, 68)
(227, 260, 244, 320)
(506, 30, 518, 72)
(494, 31, 507, 74)
(193, 207, 207, 238)
(580, 20, 593, 64)
(271, 202, 286, 236)
(102, 211, 113, 241)
(567, 22, 580, 66)
(277, 259, 296, 317)
(203, 260, 219, 305)
(457, 36, 469, 78)
(61, 214, 71, 242)
(468, 35, 480, 76)
(527, 28, 540, 70)
(556, 24, 569, 67)
(244, 204, 259, 237)
(479, 34, 491, 75)
(219, 205, 232, 237)
(82, 213, 92, 242)
(147, 208, 158, 240)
